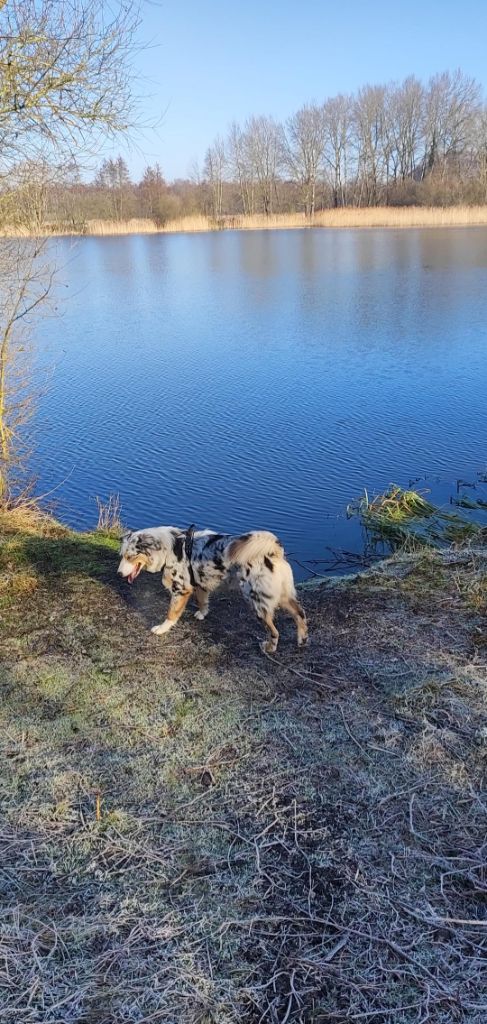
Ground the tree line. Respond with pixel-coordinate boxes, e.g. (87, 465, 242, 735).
(200, 70, 487, 215)
(5, 68, 487, 232)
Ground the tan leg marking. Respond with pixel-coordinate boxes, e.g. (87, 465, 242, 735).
(152, 590, 193, 635)
(283, 598, 308, 646)
(194, 586, 209, 621)
(167, 590, 193, 622)
(260, 611, 279, 654)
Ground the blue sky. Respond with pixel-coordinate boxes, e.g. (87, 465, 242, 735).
(116, 0, 487, 181)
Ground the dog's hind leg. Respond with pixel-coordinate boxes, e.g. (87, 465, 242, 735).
(152, 590, 192, 635)
(193, 586, 210, 621)
(282, 597, 308, 647)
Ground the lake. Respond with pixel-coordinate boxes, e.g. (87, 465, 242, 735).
(34, 228, 487, 578)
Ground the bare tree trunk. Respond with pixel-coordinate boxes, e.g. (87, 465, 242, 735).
(0, 238, 52, 499)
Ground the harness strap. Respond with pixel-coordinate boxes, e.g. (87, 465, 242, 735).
(184, 524, 197, 587)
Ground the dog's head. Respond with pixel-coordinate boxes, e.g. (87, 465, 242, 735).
(117, 530, 166, 583)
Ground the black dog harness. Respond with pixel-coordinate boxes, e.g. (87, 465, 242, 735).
(184, 524, 197, 587)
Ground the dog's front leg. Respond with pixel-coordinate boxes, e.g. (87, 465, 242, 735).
(152, 589, 192, 635)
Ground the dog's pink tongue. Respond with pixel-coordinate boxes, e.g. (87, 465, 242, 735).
(127, 565, 140, 584)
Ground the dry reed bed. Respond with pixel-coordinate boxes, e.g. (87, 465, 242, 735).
(1, 513, 487, 1023)
(2, 205, 487, 237)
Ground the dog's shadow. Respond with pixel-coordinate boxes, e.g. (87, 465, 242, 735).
(111, 572, 301, 663)
(14, 531, 307, 665)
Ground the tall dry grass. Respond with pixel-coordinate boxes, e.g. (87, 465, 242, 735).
(310, 205, 487, 228)
(86, 206, 487, 234)
(86, 217, 161, 235)
(80, 205, 487, 234)
(2, 206, 487, 238)
(86, 215, 213, 234)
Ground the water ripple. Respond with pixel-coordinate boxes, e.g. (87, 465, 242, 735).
(32, 228, 487, 575)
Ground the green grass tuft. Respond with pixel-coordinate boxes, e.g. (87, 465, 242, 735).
(349, 484, 485, 550)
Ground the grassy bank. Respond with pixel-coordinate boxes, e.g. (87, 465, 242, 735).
(1, 506, 486, 1022)
(2, 205, 487, 238)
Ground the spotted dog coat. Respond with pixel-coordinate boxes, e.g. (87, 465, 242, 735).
(117, 527, 308, 653)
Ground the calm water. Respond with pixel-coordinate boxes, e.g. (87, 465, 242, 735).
(34, 228, 487, 577)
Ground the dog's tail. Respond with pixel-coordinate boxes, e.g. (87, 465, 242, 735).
(227, 530, 285, 565)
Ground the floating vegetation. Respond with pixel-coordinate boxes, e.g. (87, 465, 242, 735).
(348, 484, 485, 551)
(452, 494, 487, 511)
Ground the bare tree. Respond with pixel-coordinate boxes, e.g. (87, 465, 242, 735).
(353, 85, 388, 205)
(0, 0, 141, 500)
(323, 95, 353, 207)
(203, 136, 226, 219)
(138, 163, 168, 222)
(422, 70, 482, 179)
(48, 160, 85, 230)
(385, 76, 424, 185)
(0, 0, 140, 165)
(475, 106, 487, 202)
(285, 104, 326, 218)
(0, 238, 54, 499)
(245, 116, 284, 215)
(226, 122, 255, 214)
(95, 156, 132, 220)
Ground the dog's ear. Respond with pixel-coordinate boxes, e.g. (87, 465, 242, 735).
(121, 529, 133, 542)
(136, 533, 161, 553)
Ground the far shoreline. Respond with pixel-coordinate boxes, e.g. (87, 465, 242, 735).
(2, 204, 487, 238)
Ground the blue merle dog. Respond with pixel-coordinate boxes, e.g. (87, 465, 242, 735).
(118, 526, 308, 653)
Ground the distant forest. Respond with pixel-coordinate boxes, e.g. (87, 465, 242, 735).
(6, 69, 487, 228)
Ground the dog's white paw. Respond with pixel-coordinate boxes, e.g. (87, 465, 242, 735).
(194, 610, 207, 621)
(260, 639, 278, 655)
(151, 622, 173, 636)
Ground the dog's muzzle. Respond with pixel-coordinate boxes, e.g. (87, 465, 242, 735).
(118, 557, 143, 584)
